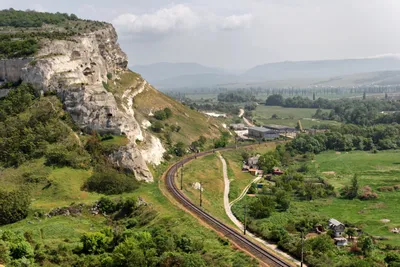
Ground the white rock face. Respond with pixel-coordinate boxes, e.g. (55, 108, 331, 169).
(2, 24, 165, 182)
(0, 58, 32, 82)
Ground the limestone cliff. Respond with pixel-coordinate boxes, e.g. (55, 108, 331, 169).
(1, 24, 164, 182)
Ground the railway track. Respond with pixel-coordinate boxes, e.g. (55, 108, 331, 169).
(165, 146, 293, 267)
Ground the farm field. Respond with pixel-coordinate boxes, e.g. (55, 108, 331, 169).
(253, 105, 340, 128)
(310, 150, 400, 245)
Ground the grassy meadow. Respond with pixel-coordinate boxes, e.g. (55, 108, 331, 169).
(174, 154, 232, 225)
(310, 150, 400, 245)
(252, 105, 340, 128)
(231, 149, 400, 246)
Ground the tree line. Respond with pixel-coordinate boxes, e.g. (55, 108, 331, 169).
(217, 91, 256, 102)
(289, 123, 400, 153)
(0, 8, 79, 28)
(266, 94, 400, 126)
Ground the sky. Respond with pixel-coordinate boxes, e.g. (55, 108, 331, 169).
(2, 0, 400, 69)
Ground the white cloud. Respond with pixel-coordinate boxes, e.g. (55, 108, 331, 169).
(218, 14, 253, 31)
(112, 4, 253, 39)
(112, 4, 199, 35)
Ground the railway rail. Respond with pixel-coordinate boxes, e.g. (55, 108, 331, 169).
(165, 145, 293, 267)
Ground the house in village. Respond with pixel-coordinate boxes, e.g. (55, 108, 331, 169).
(328, 218, 346, 237)
(272, 167, 284, 175)
(248, 126, 280, 139)
(334, 237, 348, 246)
(242, 155, 263, 177)
(264, 124, 296, 133)
(248, 156, 259, 169)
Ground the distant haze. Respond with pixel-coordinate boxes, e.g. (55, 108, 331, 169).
(131, 56, 400, 89)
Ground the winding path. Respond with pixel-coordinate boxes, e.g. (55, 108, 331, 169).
(239, 108, 245, 118)
(243, 116, 255, 127)
(218, 153, 304, 267)
(230, 176, 262, 207)
(217, 153, 245, 232)
(164, 146, 292, 267)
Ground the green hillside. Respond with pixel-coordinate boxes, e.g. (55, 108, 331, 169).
(0, 81, 252, 266)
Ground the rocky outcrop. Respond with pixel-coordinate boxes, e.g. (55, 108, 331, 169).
(0, 58, 32, 82)
(22, 25, 127, 90)
(2, 24, 164, 182)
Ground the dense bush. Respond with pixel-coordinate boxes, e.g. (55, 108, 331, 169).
(0, 189, 31, 225)
(151, 121, 164, 133)
(0, 9, 80, 28)
(45, 143, 90, 168)
(214, 132, 230, 148)
(154, 108, 173, 121)
(85, 167, 138, 195)
(173, 142, 186, 157)
(0, 84, 81, 167)
(287, 124, 400, 155)
(0, 37, 38, 59)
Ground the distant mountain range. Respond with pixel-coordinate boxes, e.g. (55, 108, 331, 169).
(131, 56, 400, 90)
(132, 62, 225, 82)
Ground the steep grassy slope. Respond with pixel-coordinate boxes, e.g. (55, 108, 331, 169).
(106, 71, 225, 146)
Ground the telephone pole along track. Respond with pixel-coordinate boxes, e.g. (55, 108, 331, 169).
(165, 146, 292, 267)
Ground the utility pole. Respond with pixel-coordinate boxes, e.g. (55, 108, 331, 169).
(243, 203, 247, 235)
(199, 182, 203, 207)
(180, 164, 184, 190)
(301, 231, 304, 267)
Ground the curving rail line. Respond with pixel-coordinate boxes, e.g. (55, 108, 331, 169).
(165, 146, 292, 267)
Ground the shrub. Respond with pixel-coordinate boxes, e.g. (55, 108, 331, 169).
(101, 134, 114, 141)
(173, 142, 186, 157)
(154, 110, 167, 120)
(97, 197, 118, 214)
(106, 73, 112, 80)
(358, 186, 378, 200)
(164, 108, 172, 118)
(80, 232, 110, 254)
(0, 189, 31, 225)
(45, 144, 90, 169)
(85, 168, 138, 195)
(247, 183, 257, 194)
(151, 121, 164, 133)
(9, 241, 34, 259)
(102, 81, 109, 90)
